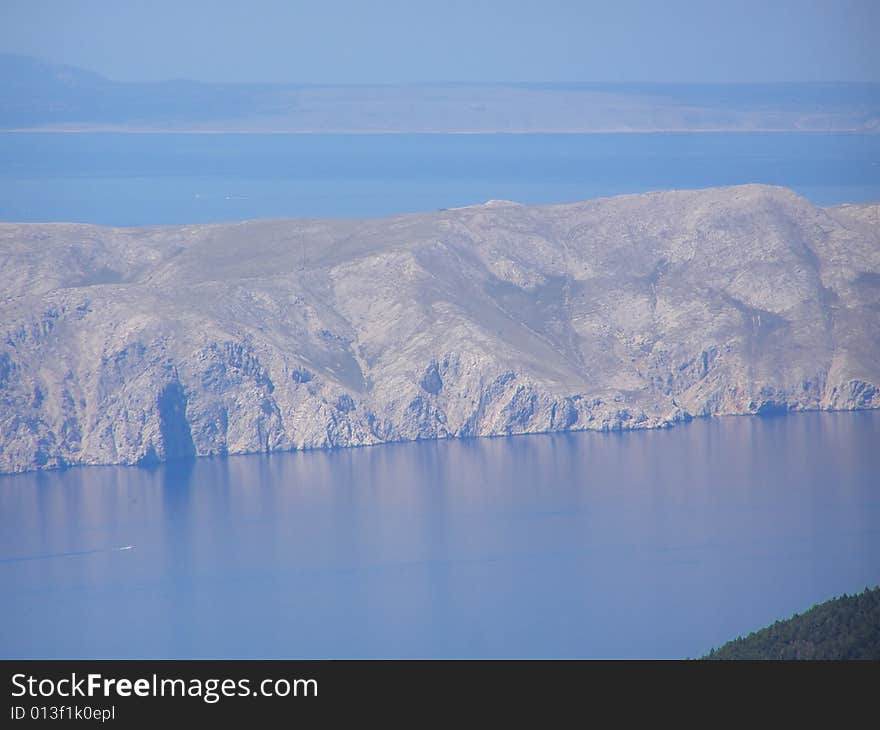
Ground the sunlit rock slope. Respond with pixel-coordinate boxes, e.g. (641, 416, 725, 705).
(1, 184, 878, 473)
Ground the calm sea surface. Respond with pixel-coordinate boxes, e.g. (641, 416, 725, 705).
(1, 411, 878, 659)
(1, 132, 879, 225)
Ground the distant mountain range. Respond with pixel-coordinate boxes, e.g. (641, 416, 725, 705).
(1, 185, 878, 473)
(2, 54, 879, 133)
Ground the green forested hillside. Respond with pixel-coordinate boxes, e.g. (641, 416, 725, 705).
(704, 587, 880, 660)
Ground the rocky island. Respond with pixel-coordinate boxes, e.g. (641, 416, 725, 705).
(1, 184, 878, 474)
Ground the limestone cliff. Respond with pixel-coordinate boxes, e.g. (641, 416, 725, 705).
(1, 185, 878, 473)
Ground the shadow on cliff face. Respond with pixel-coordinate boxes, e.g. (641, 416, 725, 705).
(754, 401, 791, 417)
(158, 381, 196, 460)
(138, 382, 196, 467)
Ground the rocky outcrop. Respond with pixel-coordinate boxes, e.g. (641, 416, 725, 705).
(1, 185, 878, 473)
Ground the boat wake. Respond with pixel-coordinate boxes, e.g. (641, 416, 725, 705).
(0, 545, 135, 564)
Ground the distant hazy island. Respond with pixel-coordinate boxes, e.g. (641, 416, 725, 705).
(1, 184, 878, 474)
(2, 54, 879, 134)
(704, 587, 880, 660)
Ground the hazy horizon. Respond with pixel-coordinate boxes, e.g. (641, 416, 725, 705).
(3, 52, 878, 134)
(10, 51, 880, 87)
(1, 1, 879, 85)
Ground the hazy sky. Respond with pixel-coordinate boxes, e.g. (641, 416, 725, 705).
(1, 0, 878, 84)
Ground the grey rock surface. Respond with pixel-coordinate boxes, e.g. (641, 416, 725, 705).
(1, 184, 878, 473)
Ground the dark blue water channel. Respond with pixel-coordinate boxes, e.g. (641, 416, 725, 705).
(1, 132, 878, 225)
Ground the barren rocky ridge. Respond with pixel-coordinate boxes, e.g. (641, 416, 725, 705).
(1, 184, 879, 473)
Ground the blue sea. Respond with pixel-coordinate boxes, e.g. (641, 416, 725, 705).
(1, 412, 879, 659)
(1, 132, 879, 225)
